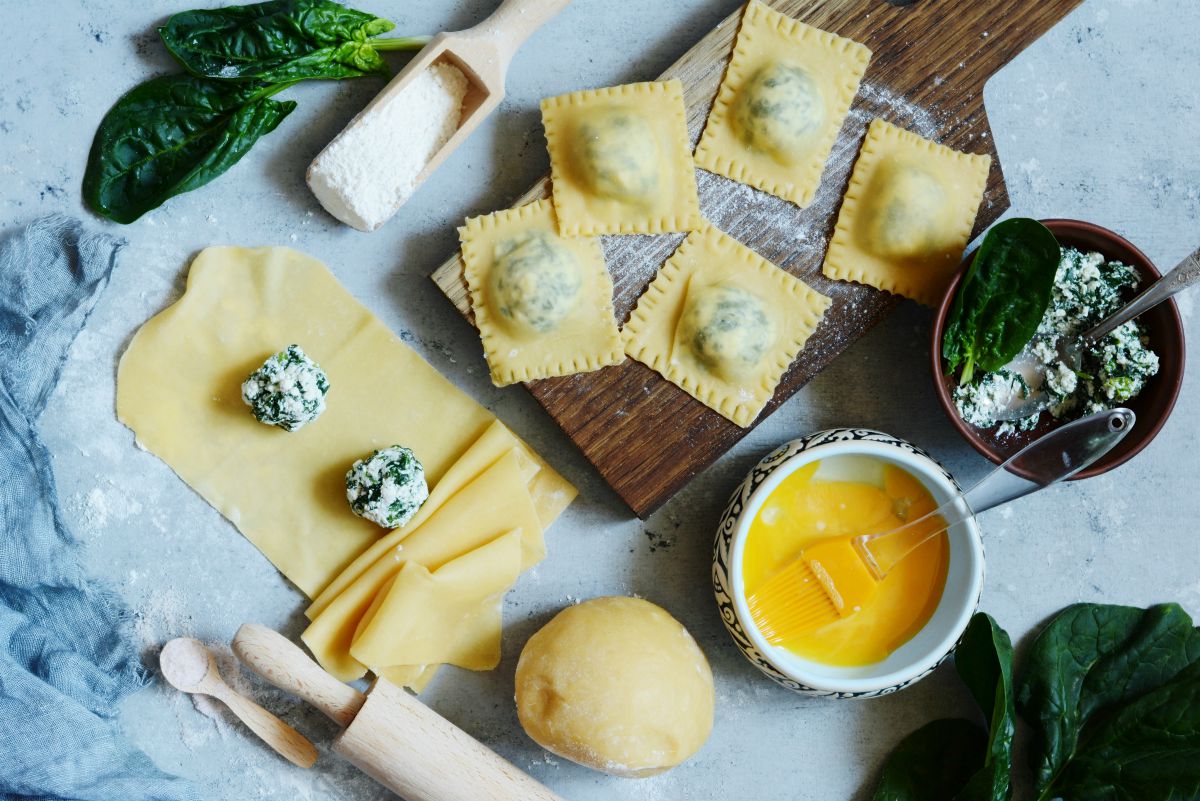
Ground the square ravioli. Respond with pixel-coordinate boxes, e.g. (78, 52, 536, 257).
(823, 118, 992, 306)
(541, 79, 703, 236)
(460, 199, 624, 386)
(694, 0, 871, 208)
(623, 225, 831, 427)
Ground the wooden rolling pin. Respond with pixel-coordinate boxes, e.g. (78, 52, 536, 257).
(232, 624, 565, 801)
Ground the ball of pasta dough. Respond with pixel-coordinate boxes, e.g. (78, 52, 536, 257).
(515, 596, 714, 778)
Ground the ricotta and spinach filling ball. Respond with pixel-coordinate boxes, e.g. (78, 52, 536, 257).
(241, 345, 330, 432)
(345, 446, 429, 529)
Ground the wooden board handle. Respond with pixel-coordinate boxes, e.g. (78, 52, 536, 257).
(233, 623, 364, 729)
(336, 679, 568, 801)
(204, 680, 319, 769)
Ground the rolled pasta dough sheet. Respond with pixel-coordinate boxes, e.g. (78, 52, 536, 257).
(117, 246, 575, 598)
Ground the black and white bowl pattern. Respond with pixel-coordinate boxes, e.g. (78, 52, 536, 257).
(712, 428, 985, 698)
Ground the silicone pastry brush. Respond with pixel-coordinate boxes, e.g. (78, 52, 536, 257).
(748, 408, 1134, 643)
(159, 637, 318, 768)
(308, 0, 571, 231)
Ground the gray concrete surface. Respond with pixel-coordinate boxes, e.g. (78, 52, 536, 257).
(3, 0, 1199, 799)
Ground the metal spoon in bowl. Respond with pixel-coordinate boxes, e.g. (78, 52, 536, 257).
(992, 244, 1200, 422)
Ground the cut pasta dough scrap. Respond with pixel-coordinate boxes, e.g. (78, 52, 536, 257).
(350, 530, 524, 671)
(623, 225, 831, 427)
(822, 118, 992, 306)
(542, 79, 703, 236)
(301, 448, 543, 681)
(306, 419, 559, 620)
(380, 664, 437, 693)
(694, 0, 871, 208)
(460, 199, 624, 386)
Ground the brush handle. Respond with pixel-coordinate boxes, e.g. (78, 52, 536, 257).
(858, 408, 1135, 576)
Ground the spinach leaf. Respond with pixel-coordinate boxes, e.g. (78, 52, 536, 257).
(952, 613, 1016, 801)
(159, 0, 409, 83)
(869, 605, 1200, 801)
(942, 217, 1060, 384)
(1048, 658, 1200, 801)
(1017, 603, 1200, 800)
(83, 75, 296, 224)
(867, 614, 1014, 801)
(872, 719, 987, 801)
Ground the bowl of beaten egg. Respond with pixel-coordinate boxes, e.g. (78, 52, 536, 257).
(713, 428, 984, 697)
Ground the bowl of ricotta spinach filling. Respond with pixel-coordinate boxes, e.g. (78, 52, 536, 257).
(933, 218, 1184, 477)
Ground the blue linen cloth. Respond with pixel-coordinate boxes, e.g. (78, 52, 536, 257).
(0, 216, 197, 801)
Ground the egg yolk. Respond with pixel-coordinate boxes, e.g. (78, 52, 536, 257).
(742, 460, 949, 666)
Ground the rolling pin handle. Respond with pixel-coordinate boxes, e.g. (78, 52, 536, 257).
(233, 623, 365, 729)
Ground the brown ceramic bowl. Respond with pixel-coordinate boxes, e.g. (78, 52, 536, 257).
(931, 219, 1186, 478)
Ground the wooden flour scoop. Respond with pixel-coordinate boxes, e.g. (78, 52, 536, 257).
(232, 624, 565, 801)
(309, 0, 571, 230)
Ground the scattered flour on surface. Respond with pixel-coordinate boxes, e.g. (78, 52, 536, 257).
(308, 62, 469, 231)
(134, 588, 190, 655)
(70, 482, 144, 536)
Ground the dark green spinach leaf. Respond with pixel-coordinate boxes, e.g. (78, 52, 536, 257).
(83, 75, 296, 224)
(1048, 658, 1200, 801)
(952, 613, 1016, 801)
(868, 614, 1013, 801)
(1017, 603, 1200, 801)
(942, 217, 1060, 384)
(872, 719, 987, 801)
(159, 0, 419, 83)
(84, 1, 429, 222)
(869, 604, 1200, 801)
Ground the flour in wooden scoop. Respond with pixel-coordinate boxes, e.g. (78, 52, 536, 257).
(309, 62, 469, 232)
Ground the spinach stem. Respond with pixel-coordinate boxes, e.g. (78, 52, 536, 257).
(247, 79, 305, 104)
(368, 35, 432, 52)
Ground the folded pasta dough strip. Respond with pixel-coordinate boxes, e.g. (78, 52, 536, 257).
(301, 449, 544, 681)
(350, 530, 524, 671)
(307, 421, 540, 620)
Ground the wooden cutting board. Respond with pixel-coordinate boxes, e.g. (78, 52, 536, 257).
(432, 0, 1084, 517)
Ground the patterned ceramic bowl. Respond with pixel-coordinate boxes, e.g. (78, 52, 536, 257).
(712, 428, 985, 698)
